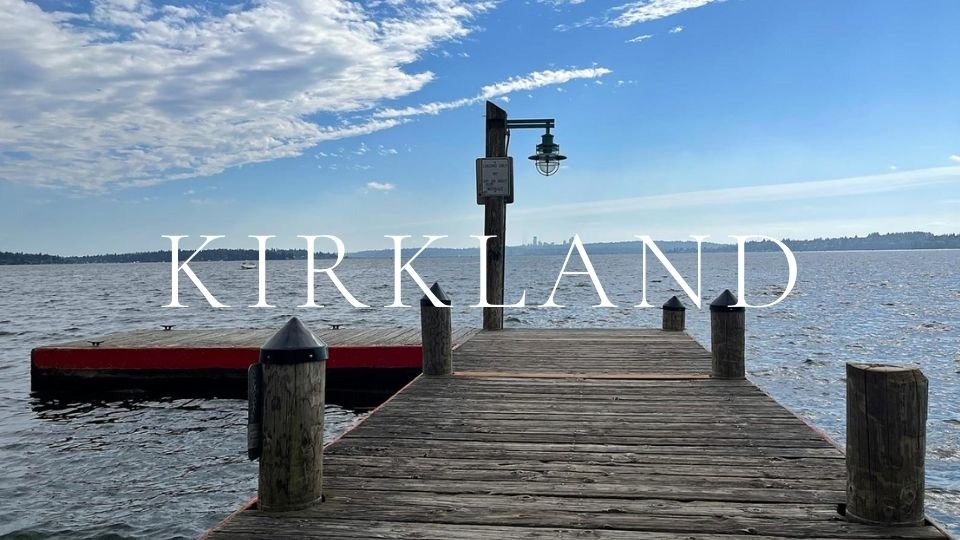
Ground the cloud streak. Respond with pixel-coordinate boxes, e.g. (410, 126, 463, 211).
(610, 0, 718, 27)
(374, 67, 613, 119)
(366, 181, 396, 191)
(558, 0, 716, 33)
(386, 167, 960, 230)
(514, 166, 960, 218)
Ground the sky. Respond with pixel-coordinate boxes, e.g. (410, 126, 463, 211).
(0, 0, 958, 255)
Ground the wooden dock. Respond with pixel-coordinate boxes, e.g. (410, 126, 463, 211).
(206, 328, 951, 539)
(31, 326, 478, 399)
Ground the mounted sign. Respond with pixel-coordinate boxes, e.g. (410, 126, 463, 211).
(476, 157, 514, 204)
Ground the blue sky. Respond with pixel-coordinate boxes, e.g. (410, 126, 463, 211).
(0, 0, 958, 255)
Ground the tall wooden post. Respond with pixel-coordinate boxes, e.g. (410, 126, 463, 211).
(846, 363, 928, 526)
(661, 296, 686, 331)
(420, 282, 453, 376)
(257, 317, 328, 512)
(483, 101, 508, 330)
(710, 289, 745, 378)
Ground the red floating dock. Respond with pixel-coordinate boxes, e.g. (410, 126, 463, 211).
(31, 327, 479, 401)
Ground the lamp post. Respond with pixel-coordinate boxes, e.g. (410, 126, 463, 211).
(479, 101, 565, 330)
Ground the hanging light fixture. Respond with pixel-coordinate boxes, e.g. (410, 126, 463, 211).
(504, 118, 567, 177)
(528, 128, 566, 176)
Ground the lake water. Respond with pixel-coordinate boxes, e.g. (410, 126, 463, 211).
(0, 250, 957, 538)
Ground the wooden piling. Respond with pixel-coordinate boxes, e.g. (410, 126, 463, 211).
(420, 282, 453, 376)
(246, 362, 262, 460)
(661, 296, 686, 331)
(845, 363, 928, 526)
(483, 101, 507, 331)
(257, 317, 328, 512)
(710, 289, 745, 379)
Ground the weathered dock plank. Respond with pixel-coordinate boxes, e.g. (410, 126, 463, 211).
(206, 329, 950, 539)
(454, 328, 712, 375)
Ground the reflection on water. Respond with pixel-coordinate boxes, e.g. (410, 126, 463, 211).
(0, 250, 957, 537)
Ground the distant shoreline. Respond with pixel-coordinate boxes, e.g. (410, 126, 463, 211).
(1, 232, 957, 265)
(0, 248, 337, 266)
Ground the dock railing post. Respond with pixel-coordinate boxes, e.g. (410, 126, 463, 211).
(845, 363, 928, 526)
(661, 296, 686, 331)
(256, 316, 328, 512)
(709, 289, 745, 379)
(420, 282, 453, 376)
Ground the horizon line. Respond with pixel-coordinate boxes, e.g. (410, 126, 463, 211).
(5, 230, 958, 259)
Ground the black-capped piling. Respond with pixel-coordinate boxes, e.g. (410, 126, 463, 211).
(255, 317, 328, 512)
(420, 282, 453, 376)
(661, 296, 686, 331)
(710, 289, 745, 379)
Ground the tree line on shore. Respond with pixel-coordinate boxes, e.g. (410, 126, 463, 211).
(352, 231, 960, 258)
(734, 232, 960, 252)
(0, 248, 335, 265)
(1, 231, 957, 265)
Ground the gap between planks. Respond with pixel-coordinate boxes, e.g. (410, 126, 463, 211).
(453, 371, 712, 380)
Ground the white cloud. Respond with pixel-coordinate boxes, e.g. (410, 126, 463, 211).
(378, 145, 399, 156)
(949, 155, 960, 163)
(480, 68, 612, 98)
(561, 0, 714, 31)
(513, 166, 960, 218)
(0, 0, 492, 190)
(366, 181, 396, 191)
(609, 0, 717, 28)
(374, 67, 612, 118)
(626, 34, 653, 43)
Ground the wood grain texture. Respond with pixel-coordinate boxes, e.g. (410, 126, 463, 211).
(207, 329, 948, 539)
(246, 363, 262, 460)
(711, 309, 746, 378)
(420, 304, 452, 376)
(846, 363, 928, 526)
(258, 361, 325, 512)
(482, 100, 507, 331)
(662, 309, 685, 331)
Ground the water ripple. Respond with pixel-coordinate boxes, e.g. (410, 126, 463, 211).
(0, 251, 958, 536)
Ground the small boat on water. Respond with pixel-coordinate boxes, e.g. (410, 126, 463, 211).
(240, 262, 256, 270)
